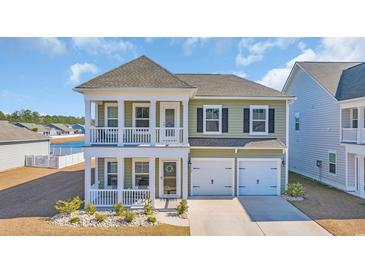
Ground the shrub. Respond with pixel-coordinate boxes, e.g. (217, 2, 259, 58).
(31, 128, 38, 132)
(146, 216, 157, 224)
(69, 217, 80, 224)
(124, 210, 136, 223)
(95, 213, 107, 223)
(85, 203, 96, 215)
(144, 199, 154, 216)
(113, 203, 126, 216)
(54, 196, 83, 214)
(286, 183, 305, 197)
(176, 199, 189, 215)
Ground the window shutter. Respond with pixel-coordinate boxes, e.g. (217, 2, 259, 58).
(222, 108, 228, 133)
(243, 108, 250, 133)
(269, 108, 275, 133)
(197, 108, 203, 132)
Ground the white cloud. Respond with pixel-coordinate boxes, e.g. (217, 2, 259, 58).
(28, 38, 66, 54)
(69, 63, 98, 84)
(182, 38, 209, 56)
(258, 38, 365, 90)
(236, 38, 297, 66)
(72, 38, 137, 59)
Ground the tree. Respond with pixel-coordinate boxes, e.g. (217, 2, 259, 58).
(0, 111, 6, 120)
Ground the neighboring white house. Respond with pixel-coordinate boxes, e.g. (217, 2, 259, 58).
(48, 123, 75, 135)
(0, 121, 50, 172)
(284, 61, 365, 198)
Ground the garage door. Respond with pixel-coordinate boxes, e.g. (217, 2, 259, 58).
(191, 158, 234, 196)
(238, 159, 280, 196)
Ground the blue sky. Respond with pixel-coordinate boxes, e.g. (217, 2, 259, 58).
(1, 37, 365, 116)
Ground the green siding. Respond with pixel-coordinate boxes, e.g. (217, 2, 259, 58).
(188, 99, 286, 143)
(97, 103, 105, 127)
(124, 158, 132, 188)
(190, 148, 286, 194)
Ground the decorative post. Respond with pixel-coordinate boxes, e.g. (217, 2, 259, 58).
(358, 107, 364, 144)
(149, 157, 156, 208)
(84, 156, 91, 206)
(84, 99, 91, 146)
(182, 155, 189, 199)
(118, 100, 125, 146)
(117, 156, 124, 204)
(150, 100, 157, 145)
(183, 99, 189, 145)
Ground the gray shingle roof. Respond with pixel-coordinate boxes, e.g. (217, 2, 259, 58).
(336, 63, 365, 101)
(76, 55, 194, 89)
(0, 121, 49, 143)
(48, 123, 73, 132)
(298, 62, 361, 96)
(189, 137, 286, 149)
(15, 122, 51, 132)
(177, 74, 287, 97)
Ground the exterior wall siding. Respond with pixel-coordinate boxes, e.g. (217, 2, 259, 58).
(189, 148, 286, 195)
(188, 99, 287, 143)
(288, 68, 347, 190)
(0, 140, 50, 172)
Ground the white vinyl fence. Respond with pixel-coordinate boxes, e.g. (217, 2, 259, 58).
(25, 152, 84, 169)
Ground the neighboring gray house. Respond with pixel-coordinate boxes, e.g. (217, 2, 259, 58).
(284, 61, 365, 198)
(0, 121, 50, 172)
(14, 122, 56, 136)
(48, 123, 75, 135)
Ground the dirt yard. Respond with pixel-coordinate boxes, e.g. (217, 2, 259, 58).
(289, 172, 365, 236)
(50, 135, 85, 144)
(0, 163, 189, 236)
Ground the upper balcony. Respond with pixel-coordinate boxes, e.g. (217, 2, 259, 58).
(84, 99, 189, 147)
(341, 106, 365, 144)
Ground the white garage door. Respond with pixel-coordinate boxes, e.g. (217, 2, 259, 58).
(238, 159, 280, 196)
(191, 158, 234, 196)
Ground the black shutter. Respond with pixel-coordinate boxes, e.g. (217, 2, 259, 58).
(243, 108, 250, 133)
(222, 108, 228, 133)
(197, 108, 203, 132)
(269, 108, 275, 133)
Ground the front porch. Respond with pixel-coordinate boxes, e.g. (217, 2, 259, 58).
(84, 153, 189, 208)
(346, 152, 365, 198)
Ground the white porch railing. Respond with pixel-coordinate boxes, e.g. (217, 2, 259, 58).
(89, 127, 184, 145)
(90, 127, 118, 144)
(342, 128, 357, 143)
(156, 128, 183, 144)
(89, 189, 150, 207)
(123, 127, 151, 144)
(89, 189, 118, 207)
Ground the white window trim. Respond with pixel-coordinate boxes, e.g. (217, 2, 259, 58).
(104, 158, 118, 189)
(328, 150, 337, 176)
(295, 112, 300, 131)
(104, 102, 118, 128)
(351, 108, 358, 129)
(203, 105, 222, 134)
(160, 101, 180, 128)
(132, 158, 150, 189)
(249, 105, 269, 135)
(132, 103, 150, 128)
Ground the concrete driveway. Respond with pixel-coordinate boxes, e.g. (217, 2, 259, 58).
(188, 196, 331, 236)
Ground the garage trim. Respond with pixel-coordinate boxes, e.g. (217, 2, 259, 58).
(236, 158, 281, 196)
(190, 158, 235, 196)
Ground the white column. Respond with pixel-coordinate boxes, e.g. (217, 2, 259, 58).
(358, 156, 365, 197)
(84, 156, 91, 206)
(182, 155, 189, 199)
(118, 99, 125, 146)
(149, 157, 156, 207)
(84, 99, 91, 145)
(150, 100, 157, 145)
(182, 99, 189, 145)
(117, 156, 124, 203)
(358, 107, 364, 144)
(94, 157, 98, 187)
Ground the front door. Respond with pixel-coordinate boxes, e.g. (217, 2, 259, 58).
(160, 102, 179, 143)
(160, 160, 179, 198)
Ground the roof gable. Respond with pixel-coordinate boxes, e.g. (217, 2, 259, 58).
(336, 63, 365, 101)
(76, 55, 194, 89)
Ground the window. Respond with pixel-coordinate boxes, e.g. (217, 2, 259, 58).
(134, 104, 150, 128)
(203, 105, 221, 133)
(352, 108, 358, 128)
(106, 105, 118, 127)
(295, 112, 300, 131)
(329, 151, 337, 175)
(106, 161, 117, 189)
(134, 161, 149, 189)
(250, 105, 268, 134)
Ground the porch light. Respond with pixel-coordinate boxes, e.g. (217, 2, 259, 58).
(282, 159, 286, 167)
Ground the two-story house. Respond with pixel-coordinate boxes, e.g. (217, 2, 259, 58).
(74, 56, 293, 208)
(284, 61, 365, 198)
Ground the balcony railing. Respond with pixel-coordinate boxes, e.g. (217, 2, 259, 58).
(89, 127, 184, 145)
(342, 128, 365, 144)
